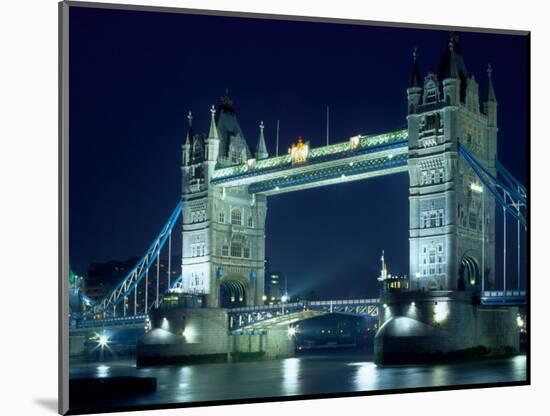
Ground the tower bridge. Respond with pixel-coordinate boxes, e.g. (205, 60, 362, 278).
(71, 33, 528, 365)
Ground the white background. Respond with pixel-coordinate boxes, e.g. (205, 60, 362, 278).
(0, 0, 547, 415)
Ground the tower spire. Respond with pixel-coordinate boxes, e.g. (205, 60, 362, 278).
(409, 47, 422, 88)
(185, 111, 193, 145)
(255, 120, 269, 160)
(207, 104, 219, 140)
(485, 64, 497, 102)
(379, 250, 388, 281)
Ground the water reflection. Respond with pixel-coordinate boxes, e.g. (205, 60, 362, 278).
(96, 365, 110, 378)
(70, 353, 527, 411)
(282, 358, 301, 395)
(431, 366, 449, 387)
(350, 362, 378, 391)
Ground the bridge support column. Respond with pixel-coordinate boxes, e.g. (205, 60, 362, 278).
(136, 303, 295, 366)
(374, 291, 519, 365)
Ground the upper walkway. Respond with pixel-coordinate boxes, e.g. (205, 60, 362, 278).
(210, 130, 408, 195)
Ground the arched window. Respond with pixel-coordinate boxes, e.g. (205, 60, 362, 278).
(230, 241, 242, 257)
(193, 138, 203, 160)
(430, 212, 437, 228)
(247, 216, 253, 227)
(231, 208, 242, 225)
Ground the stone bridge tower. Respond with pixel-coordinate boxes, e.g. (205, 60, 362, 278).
(407, 34, 497, 293)
(180, 95, 267, 308)
(373, 34, 514, 365)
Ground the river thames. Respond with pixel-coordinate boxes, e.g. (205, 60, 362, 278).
(69, 351, 527, 412)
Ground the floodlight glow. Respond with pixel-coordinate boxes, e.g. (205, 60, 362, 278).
(98, 335, 109, 347)
(287, 326, 297, 336)
(382, 303, 388, 309)
(281, 294, 289, 303)
(182, 325, 198, 343)
(470, 183, 483, 193)
(349, 135, 360, 150)
(516, 315, 525, 328)
(433, 302, 449, 323)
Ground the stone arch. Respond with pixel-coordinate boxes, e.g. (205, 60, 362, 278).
(460, 255, 480, 287)
(219, 276, 248, 308)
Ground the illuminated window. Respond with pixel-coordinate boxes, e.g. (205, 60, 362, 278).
(231, 208, 242, 225)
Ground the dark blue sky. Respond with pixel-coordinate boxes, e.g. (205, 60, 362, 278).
(69, 6, 528, 298)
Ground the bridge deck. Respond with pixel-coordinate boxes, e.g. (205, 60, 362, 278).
(72, 293, 526, 333)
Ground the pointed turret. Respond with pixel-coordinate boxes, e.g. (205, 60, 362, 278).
(207, 104, 219, 141)
(409, 47, 422, 88)
(407, 48, 423, 114)
(484, 64, 498, 128)
(204, 104, 221, 180)
(485, 64, 497, 102)
(439, 32, 469, 104)
(205, 104, 220, 164)
(182, 111, 192, 166)
(255, 121, 269, 160)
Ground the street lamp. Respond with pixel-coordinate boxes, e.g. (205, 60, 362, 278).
(470, 182, 484, 293)
(281, 293, 289, 314)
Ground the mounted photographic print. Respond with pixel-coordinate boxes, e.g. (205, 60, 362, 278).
(59, 1, 530, 414)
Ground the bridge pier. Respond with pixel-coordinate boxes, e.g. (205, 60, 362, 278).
(136, 304, 294, 366)
(374, 290, 519, 365)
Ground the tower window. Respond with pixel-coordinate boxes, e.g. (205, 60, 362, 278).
(247, 216, 253, 227)
(230, 242, 242, 257)
(243, 247, 250, 258)
(219, 211, 225, 224)
(231, 208, 242, 225)
(221, 244, 229, 257)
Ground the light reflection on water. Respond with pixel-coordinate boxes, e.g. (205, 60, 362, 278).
(282, 358, 301, 395)
(350, 362, 378, 391)
(71, 353, 527, 411)
(96, 365, 110, 378)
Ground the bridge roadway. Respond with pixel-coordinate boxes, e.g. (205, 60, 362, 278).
(71, 291, 525, 334)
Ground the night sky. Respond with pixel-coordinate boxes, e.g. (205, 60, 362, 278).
(69, 6, 528, 298)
